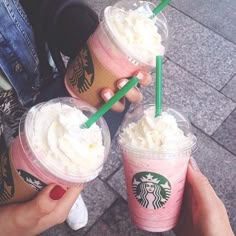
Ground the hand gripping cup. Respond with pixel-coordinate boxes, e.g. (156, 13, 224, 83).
(3, 97, 110, 204)
(118, 104, 197, 232)
(64, 0, 168, 108)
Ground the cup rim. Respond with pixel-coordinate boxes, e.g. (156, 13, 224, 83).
(117, 104, 197, 157)
(118, 134, 197, 157)
(19, 97, 111, 183)
(101, 1, 169, 68)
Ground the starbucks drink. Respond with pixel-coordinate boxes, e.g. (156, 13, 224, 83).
(64, 0, 168, 107)
(118, 104, 197, 232)
(3, 97, 110, 204)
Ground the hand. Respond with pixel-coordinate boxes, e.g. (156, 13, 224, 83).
(101, 70, 152, 112)
(0, 184, 83, 236)
(174, 158, 234, 236)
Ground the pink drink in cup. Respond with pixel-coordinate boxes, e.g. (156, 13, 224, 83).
(118, 104, 197, 232)
(64, 0, 168, 108)
(8, 97, 110, 203)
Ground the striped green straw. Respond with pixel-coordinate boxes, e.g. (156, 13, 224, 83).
(81, 76, 139, 129)
(155, 56, 162, 117)
(152, 0, 170, 16)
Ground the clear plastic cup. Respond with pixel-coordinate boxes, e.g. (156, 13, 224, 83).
(102, 0, 169, 71)
(93, 0, 168, 75)
(11, 97, 111, 193)
(118, 104, 197, 232)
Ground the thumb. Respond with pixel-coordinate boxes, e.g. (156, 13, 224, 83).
(187, 158, 221, 209)
(15, 184, 66, 227)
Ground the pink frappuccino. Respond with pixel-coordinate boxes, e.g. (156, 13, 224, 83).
(64, 0, 168, 108)
(118, 105, 197, 232)
(8, 97, 110, 203)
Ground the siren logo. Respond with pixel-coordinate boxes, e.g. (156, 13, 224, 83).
(17, 169, 46, 191)
(69, 44, 94, 93)
(132, 171, 171, 209)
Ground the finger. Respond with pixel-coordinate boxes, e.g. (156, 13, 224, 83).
(187, 158, 222, 209)
(174, 181, 194, 234)
(177, 182, 193, 228)
(12, 184, 65, 230)
(117, 79, 143, 104)
(135, 71, 152, 86)
(55, 185, 83, 214)
(36, 185, 83, 229)
(101, 88, 125, 112)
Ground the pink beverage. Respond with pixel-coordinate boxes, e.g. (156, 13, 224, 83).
(118, 104, 197, 232)
(64, 0, 168, 108)
(9, 97, 110, 203)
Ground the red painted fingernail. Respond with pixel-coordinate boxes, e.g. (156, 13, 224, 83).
(49, 185, 66, 200)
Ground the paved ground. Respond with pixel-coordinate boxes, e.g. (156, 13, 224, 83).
(40, 0, 236, 235)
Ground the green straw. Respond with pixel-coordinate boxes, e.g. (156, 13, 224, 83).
(152, 0, 170, 16)
(155, 56, 162, 117)
(81, 76, 139, 129)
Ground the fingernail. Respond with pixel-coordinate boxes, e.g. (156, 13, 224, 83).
(136, 72, 144, 80)
(103, 91, 112, 100)
(190, 157, 200, 171)
(50, 185, 66, 200)
(118, 79, 128, 88)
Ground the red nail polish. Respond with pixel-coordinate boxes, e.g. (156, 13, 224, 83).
(49, 185, 66, 200)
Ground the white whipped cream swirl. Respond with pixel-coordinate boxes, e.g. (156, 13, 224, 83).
(106, 7, 165, 66)
(119, 107, 192, 152)
(30, 103, 105, 175)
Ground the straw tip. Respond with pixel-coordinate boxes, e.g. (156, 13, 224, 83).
(156, 55, 163, 59)
(152, 0, 171, 16)
(155, 111, 162, 117)
(80, 123, 88, 129)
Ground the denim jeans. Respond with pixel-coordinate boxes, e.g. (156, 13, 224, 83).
(0, 0, 43, 105)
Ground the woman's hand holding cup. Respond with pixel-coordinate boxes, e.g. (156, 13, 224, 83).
(101, 70, 152, 112)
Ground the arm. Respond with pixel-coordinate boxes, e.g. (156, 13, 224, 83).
(0, 94, 83, 235)
(175, 158, 234, 236)
(0, 184, 83, 236)
(0, 126, 83, 235)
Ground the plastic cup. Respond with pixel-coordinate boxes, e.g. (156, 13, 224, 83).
(64, 0, 168, 108)
(6, 97, 111, 204)
(117, 104, 197, 232)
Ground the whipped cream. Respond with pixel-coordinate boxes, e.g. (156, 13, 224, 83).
(28, 102, 105, 175)
(106, 6, 165, 66)
(119, 107, 192, 152)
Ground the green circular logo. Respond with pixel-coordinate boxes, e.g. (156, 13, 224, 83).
(132, 171, 171, 209)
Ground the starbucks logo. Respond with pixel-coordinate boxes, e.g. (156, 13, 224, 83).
(17, 169, 46, 191)
(69, 44, 94, 93)
(132, 172, 171, 209)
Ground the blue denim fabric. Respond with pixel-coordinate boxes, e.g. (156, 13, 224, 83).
(0, 0, 41, 105)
